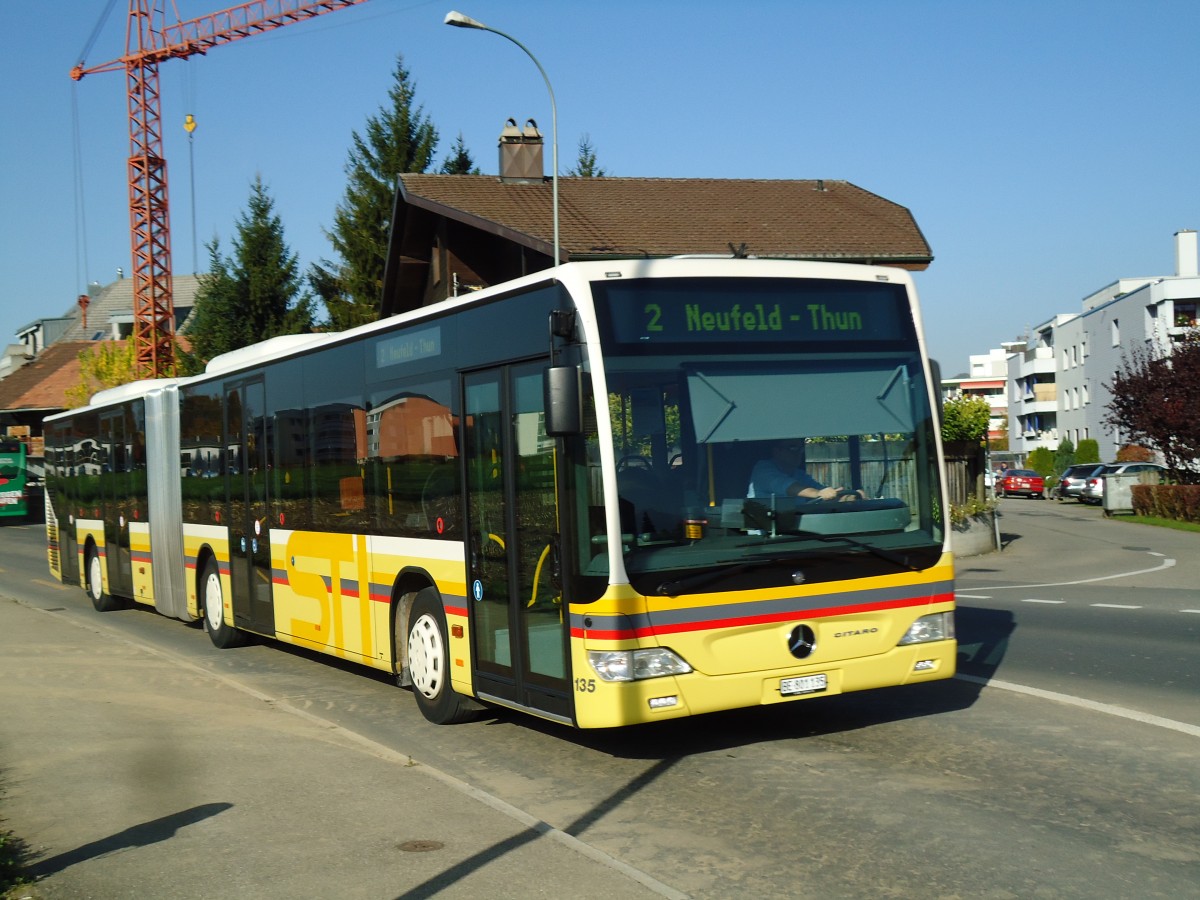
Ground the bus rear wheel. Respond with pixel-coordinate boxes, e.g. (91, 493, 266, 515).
(200, 557, 247, 649)
(406, 588, 475, 724)
(86, 546, 124, 612)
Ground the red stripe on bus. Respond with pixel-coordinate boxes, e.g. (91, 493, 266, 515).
(572, 593, 952, 641)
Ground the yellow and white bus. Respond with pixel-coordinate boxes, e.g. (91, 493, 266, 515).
(44, 258, 955, 728)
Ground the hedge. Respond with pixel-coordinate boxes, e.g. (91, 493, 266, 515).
(1130, 484, 1200, 523)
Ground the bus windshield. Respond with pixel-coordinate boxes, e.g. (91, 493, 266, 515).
(575, 275, 945, 597)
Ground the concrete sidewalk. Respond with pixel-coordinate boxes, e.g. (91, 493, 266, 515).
(0, 597, 678, 900)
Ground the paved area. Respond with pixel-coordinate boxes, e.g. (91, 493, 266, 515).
(0, 596, 677, 899)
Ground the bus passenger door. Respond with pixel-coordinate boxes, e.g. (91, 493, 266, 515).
(100, 410, 133, 599)
(464, 364, 571, 722)
(225, 380, 275, 635)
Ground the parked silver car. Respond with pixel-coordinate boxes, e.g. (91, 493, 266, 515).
(1079, 462, 1166, 505)
(1054, 463, 1103, 501)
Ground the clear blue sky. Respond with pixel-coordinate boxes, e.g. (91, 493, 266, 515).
(3, 0, 1199, 373)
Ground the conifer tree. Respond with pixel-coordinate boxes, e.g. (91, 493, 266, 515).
(184, 176, 312, 367)
(313, 55, 439, 331)
(440, 133, 479, 174)
(567, 133, 606, 177)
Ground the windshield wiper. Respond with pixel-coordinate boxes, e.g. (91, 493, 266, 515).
(657, 557, 791, 598)
(750, 530, 920, 572)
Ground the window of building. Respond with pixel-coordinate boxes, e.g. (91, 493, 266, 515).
(1111, 319, 1120, 346)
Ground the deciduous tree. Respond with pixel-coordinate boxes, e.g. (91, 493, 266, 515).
(66, 339, 138, 407)
(1104, 332, 1200, 483)
(941, 395, 991, 443)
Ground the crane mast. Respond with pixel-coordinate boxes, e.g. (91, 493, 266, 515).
(72, 0, 367, 377)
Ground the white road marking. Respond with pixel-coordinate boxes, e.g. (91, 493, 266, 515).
(965, 556, 1176, 591)
(955, 674, 1200, 738)
(1090, 603, 1142, 609)
(954, 593, 992, 599)
(1020, 599, 1065, 604)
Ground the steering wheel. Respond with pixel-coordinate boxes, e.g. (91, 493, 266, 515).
(617, 455, 652, 472)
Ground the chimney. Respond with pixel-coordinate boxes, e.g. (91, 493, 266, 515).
(1174, 229, 1198, 277)
(498, 117, 544, 183)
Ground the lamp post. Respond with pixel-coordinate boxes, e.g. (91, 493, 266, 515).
(445, 10, 559, 267)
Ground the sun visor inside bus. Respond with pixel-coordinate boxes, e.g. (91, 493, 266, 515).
(687, 366, 915, 443)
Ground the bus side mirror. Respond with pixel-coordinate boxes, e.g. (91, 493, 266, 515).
(545, 366, 582, 436)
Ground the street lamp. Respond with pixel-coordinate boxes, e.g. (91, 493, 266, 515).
(445, 10, 559, 267)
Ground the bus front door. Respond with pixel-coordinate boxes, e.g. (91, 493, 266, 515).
(464, 364, 571, 722)
(225, 380, 275, 636)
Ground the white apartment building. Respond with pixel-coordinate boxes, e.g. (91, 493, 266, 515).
(1004, 230, 1200, 462)
(1004, 314, 1078, 454)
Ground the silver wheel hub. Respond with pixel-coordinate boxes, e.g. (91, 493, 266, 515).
(204, 571, 223, 631)
(408, 613, 444, 700)
(89, 554, 102, 600)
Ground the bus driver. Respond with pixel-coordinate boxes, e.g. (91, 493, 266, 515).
(750, 441, 864, 503)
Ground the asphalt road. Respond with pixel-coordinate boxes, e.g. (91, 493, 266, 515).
(3, 514, 1199, 898)
(957, 496, 1199, 728)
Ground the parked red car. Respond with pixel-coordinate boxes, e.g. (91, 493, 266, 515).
(998, 469, 1045, 499)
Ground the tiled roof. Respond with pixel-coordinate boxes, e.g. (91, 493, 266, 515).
(56, 274, 202, 342)
(0, 341, 94, 412)
(399, 176, 932, 265)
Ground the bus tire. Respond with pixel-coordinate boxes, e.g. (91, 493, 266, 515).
(200, 557, 247, 649)
(86, 545, 124, 612)
(406, 588, 475, 724)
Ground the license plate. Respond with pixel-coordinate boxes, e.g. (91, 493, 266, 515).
(780, 673, 827, 696)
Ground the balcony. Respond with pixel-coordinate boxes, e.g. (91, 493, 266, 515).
(1018, 346, 1055, 377)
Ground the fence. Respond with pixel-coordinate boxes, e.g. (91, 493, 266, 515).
(943, 441, 986, 508)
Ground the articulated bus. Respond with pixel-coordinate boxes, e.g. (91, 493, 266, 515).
(1, 438, 29, 520)
(44, 258, 955, 728)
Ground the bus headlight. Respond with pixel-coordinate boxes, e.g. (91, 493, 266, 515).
(587, 648, 693, 682)
(898, 612, 955, 646)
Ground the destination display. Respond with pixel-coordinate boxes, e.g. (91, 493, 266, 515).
(593, 277, 914, 346)
(375, 325, 442, 369)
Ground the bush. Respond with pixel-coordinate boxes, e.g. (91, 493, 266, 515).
(1116, 443, 1154, 463)
(1131, 484, 1200, 523)
(1026, 446, 1055, 477)
(1053, 439, 1075, 478)
(1076, 438, 1101, 464)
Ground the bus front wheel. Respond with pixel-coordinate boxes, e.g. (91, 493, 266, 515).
(406, 588, 475, 724)
(86, 546, 123, 612)
(201, 557, 247, 649)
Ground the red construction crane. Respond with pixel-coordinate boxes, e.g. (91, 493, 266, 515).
(72, 0, 368, 377)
